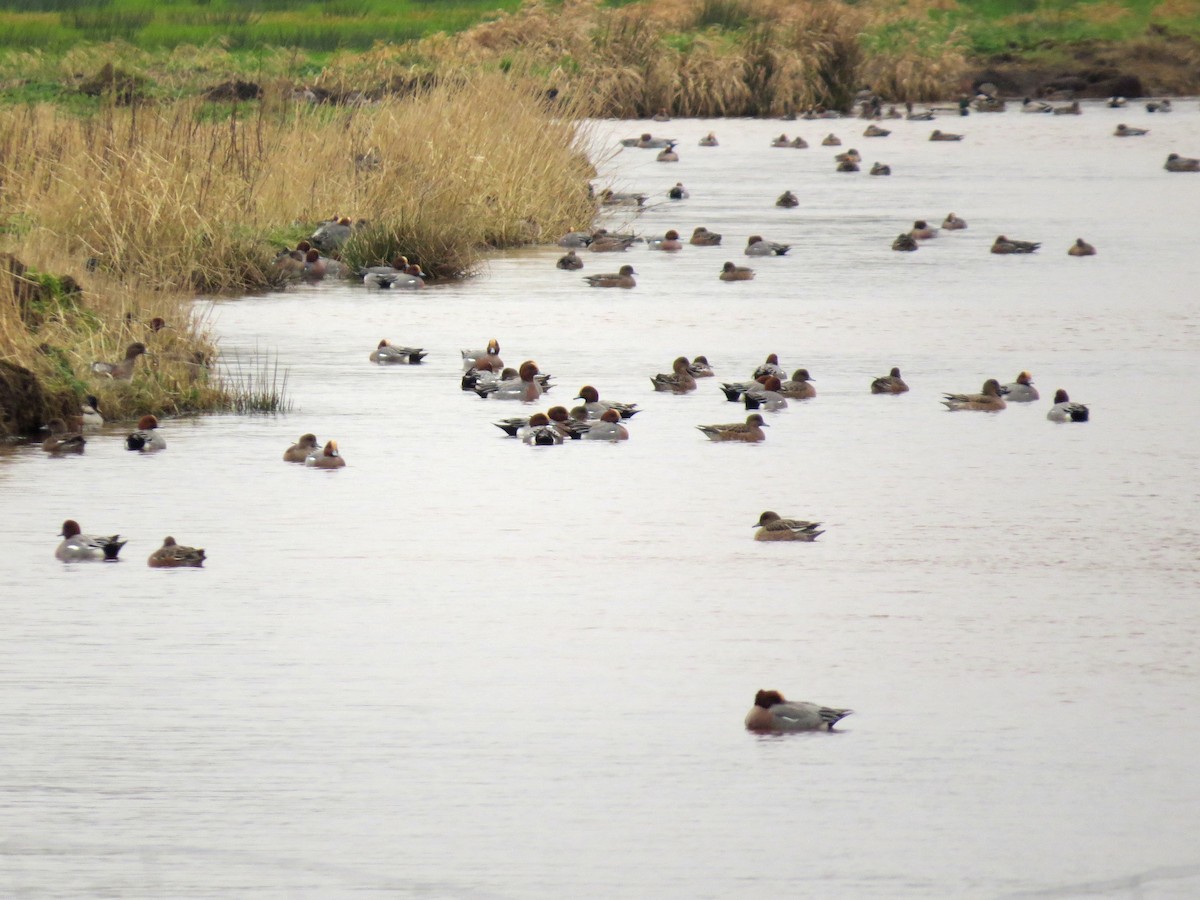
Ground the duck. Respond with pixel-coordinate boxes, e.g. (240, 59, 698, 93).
(745, 236, 790, 257)
(1068, 238, 1096, 257)
(584, 264, 637, 289)
(719, 378, 764, 402)
(777, 368, 816, 400)
(310, 216, 354, 251)
(1047, 389, 1090, 422)
(588, 233, 636, 253)
(771, 134, 792, 147)
(906, 109, 936, 121)
(557, 231, 592, 249)
(752, 354, 787, 380)
(302, 248, 331, 279)
(1164, 153, 1200, 172)
(91, 342, 147, 379)
(42, 419, 86, 453)
(356, 255, 409, 279)
(892, 233, 919, 251)
(753, 511, 824, 542)
(790, 136, 809, 148)
(863, 123, 890, 137)
(699, 132, 719, 147)
(776, 190, 799, 208)
(745, 689, 851, 732)
(742, 376, 788, 411)
(600, 189, 649, 206)
(520, 412, 563, 446)
(834, 149, 861, 163)
(650, 357, 699, 394)
(910, 220, 938, 240)
(942, 379, 1007, 411)
(1108, 96, 1127, 108)
(991, 235, 1040, 254)
(148, 536, 206, 568)
(274, 247, 305, 278)
(652, 107, 671, 122)
(719, 261, 755, 282)
(462, 339, 503, 373)
(1146, 98, 1172, 113)
(836, 159, 860, 172)
(55, 519, 126, 561)
(697, 413, 768, 442)
(80, 395, 104, 430)
(574, 385, 639, 419)
(1021, 97, 1053, 113)
(582, 408, 629, 441)
(929, 129, 963, 141)
(493, 416, 530, 438)
(667, 182, 689, 200)
(369, 340, 426, 364)
(547, 406, 591, 440)
(626, 133, 673, 149)
(656, 144, 679, 162)
(1114, 124, 1148, 136)
(690, 226, 722, 246)
(1000, 371, 1039, 402)
(1053, 100, 1081, 115)
(125, 414, 166, 452)
(869, 162, 891, 175)
(821, 133, 842, 146)
(363, 267, 425, 289)
(941, 212, 967, 230)
(648, 230, 683, 251)
(306, 439, 346, 468)
(556, 249, 584, 270)
(688, 356, 715, 378)
(475, 361, 543, 402)
(871, 367, 909, 394)
(284, 433, 320, 463)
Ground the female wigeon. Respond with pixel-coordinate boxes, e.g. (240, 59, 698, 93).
(306, 440, 346, 468)
(148, 536, 206, 568)
(56, 519, 125, 561)
(284, 433, 320, 462)
(696, 413, 768, 442)
(991, 235, 1040, 254)
(363, 267, 424, 289)
(588, 233, 635, 252)
(80, 395, 104, 429)
(719, 261, 755, 281)
(556, 249, 584, 269)
(745, 689, 851, 732)
(1047, 389, 1089, 422)
(650, 357, 698, 394)
(42, 419, 86, 453)
(1114, 124, 1147, 137)
(688, 356, 715, 378)
(871, 367, 909, 394)
(863, 123, 890, 137)
(652, 107, 671, 122)
(930, 129, 964, 141)
(910, 220, 937, 240)
(574, 386, 639, 419)
(892, 233, 919, 251)
(584, 265, 637, 288)
(777, 369, 816, 400)
(836, 159, 860, 172)
(520, 412, 563, 446)
(869, 162, 891, 175)
(1068, 238, 1096, 256)
(771, 133, 791, 147)
(649, 230, 683, 251)
(91, 342, 147, 379)
(369, 340, 427, 364)
(582, 408, 629, 441)
(776, 190, 799, 208)
(753, 511, 824, 541)
(821, 133, 841, 146)
(942, 379, 1007, 411)
(743, 376, 788, 411)
(834, 149, 861, 163)
(125, 415, 166, 452)
(790, 136, 808, 148)
(1001, 371, 1039, 402)
(941, 212, 967, 230)
(745, 236, 790, 257)
(690, 226, 722, 246)
(476, 361, 543, 402)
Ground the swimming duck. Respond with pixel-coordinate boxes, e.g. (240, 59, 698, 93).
(771, 134, 791, 147)
(600, 189, 649, 206)
(656, 144, 679, 162)
(699, 132, 719, 147)
(742, 376, 788, 411)
(582, 408, 629, 441)
(369, 340, 426, 364)
(91, 342, 147, 380)
(892, 233, 919, 251)
(652, 107, 671, 122)
(777, 368, 816, 400)
(1021, 98, 1053, 113)
(1000, 371, 1039, 402)
(690, 226, 722, 246)
(1146, 99, 1172, 113)
(148, 536, 206, 568)
(557, 232, 593, 248)
(929, 130, 963, 141)
(284, 433, 320, 463)
(821, 133, 841, 146)
(753, 511, 824, 542)
(697, 413, 769, 442)
(556, 249, 584, 270)
(649, 230, 683, 251)
(719, 378, 764, 402)
(911, 220, 938, 240)
(588, 233, 636, 253)
(363, 267, 425, 289)
(836, 159, 860, 172)
(310, 216, 354, 252)
(1047, 389, 1090, 422)
(80, 395, 104, 430)
(1068, 238, 1096, 257)
(906, 109, 936, 120)
(462, 339, 503, 373)
(991, 235, 1040, 254)
(719, 261, 755, 281)
(42, 419, 86, 453)
(476, 361, 544, 402)
(356, 255, 409, 279)
(688, 356, 715, 377)
(306, 439, 346, 468)
(834, 149, 861, 163)
(869, 162, 891, 175)
(745, 236, 790, 257)
(863, 123, 890, 137)
(302, 248, 331, 279)
(1108, 96, 1127, 108)
(1114, 124, 1148, 136)
(574, 386, 639, 419)
(584, 265, 637, 289)
(776, 190, 799, 208)
(942, 379, 1007, 411)
(493, 416, 529, 438)
(623, 133, 674, 149)
(519, 412, 563, 446)
(871, 367, 909, 394)
(667, 182, 689, 200)
(56, 519, 126, 562)
(125, 415, 166, 452)
(1164, 153, 1200, 172)
(547, 406, 591, 440)
(745, 689, 851, 732)
(1053, 100, 1081, 115)
(752, 354, 787, 381)
(941, 212, 967, 230)
(650, 357, 698, 394)
(790, 136, 809, 148)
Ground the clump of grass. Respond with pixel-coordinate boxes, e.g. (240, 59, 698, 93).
(217, 346, 291, 414)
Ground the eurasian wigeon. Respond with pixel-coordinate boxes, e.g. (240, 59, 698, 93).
(942, 212, 967, 230)
(1068, 238, 1096, 256)
(834, 148, 861, 163)
(869, 162, 891, 175)
(649, 230, 683, 251)
(574, 385, 639, 419)
(1021, 98, 1053, 113)
(306, 439, 346, 468)
(557, 232, 592, 249)
(284, 433, 320, 462)
(357, 255, 409, 278)
(303, 248, 329, 279)
(892, 233, 919, 251)
(790, 136, 809, 148)
(776, 190, 799, 208)
(742, 376, 788, 411)
(744, 236, 790, 257)
(369, 340, 427, 364)
(753, 511, 824, 542)
(363, 267, 424, 289)
(651, 357, 698, 394)
(1146, 99, 1172, 113)
(91, 342, 147, 380)
(1053, 100, 1081, 115)
(1047, 389, 1089, 422)
(656, 144, 679, 162)
(476, 361, 543, 402)
(771, 133, 791, 147)
(688, 355, 715, 378)
(753, 354, 787, 380)
(836, 158, 860, 172)
(1114, 124, 1147, 137)
(310, 216, 354, 252)
(719, 261, 754, 281)
(556, 250, 584, 269)
(690, 226, 722, 246)
(696, 413, 768, 442)
(547, 406, 590, 439)
(520, 412, 563, 446)
(652, 107, 671, 122)
(582, 408, 629, 441)
(588, 232, 636, 253)
(699, 132, 718, 146)
(56, 519, 125, 561)
(745, 689, 851, 732)
(991, 235, 1040, 254)
(584, 265, 637, 288)
(863, 123, 890, 137)
(821, 133, 842, 146)
(125, 415, 166, 452)
(667, 182, 689, 200)
(462, 339, 503, 373)
(910, 220, 938, 240)
(777, 368, 816, 400)
(80, 395, 104, 430)
(871, 367, 909, 394)
(1001, 371, 1039, 402)
(42, 419, 86, 453)
(942, 379, 1007, 411)
(148, 536, 206, 568)
(929, 129, 963, 141)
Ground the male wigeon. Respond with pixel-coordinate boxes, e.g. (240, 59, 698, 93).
(892, 233, 918, 251)
(690, 227, 722, 246)
(652, 107, 671, 122)
(699, 132, 719, 147)
(718, 379, 762, 402)
(776, 190, 799, 208)
(667, 183, 689, 200)
(688, 356, 715, 377)
(871, 367, 909, 394)
(869, 162, 891, 175)
(1146, 99, 1172, 113)
(306, 439, 346, 468)
(821, 133, 841, 146)
(753, 511, 824, 541)
(777, 369, 816, 400)
(743, 376, 788, 411)
(547, 406, 590, 440)
(1114, 124, 1147, 136)
(863, 123, 890, 137)
(556, 249, 584, 269)
(558, 232, 592, 249)
(369, 340, 427, 364)
(574, 386, 639, 419)
(148, 536, 206, 568)
(650, 357, 698, 394)
(991, 235, 1040, 254)
(462, 339, 503, 373)
(476, 361, 543, 402)
(584, 265, 637, 288)
(363, 267, 424, 289)
(600, 189, 649, 205)
(753, 354, 787, 380)
(1000, 371, 1039, 402)
(719, 261, 755, 281)
(303, 248, 328, 279)
(125, 415, 166, 452)
(1021, 98, 1053, 113)
(310, 216, 354, 252)
(56, 519, 125, 561)
(284, 433, 320, 462)
(745, 689, 851, 732)
(771, 133, 791, 147)
(929, 129, 963, 141)
(42, 419, 86, 453)
(745, 236, 790, 257)
(629, 133, 672, 148)
(649, 230, 683, 251)
(696, 413, 768, 442)
(91, 342, 147, 379)
(941, 212, 967, 230)
(80, 395, 104, 429)
(357, 255, 409, 278)
(910, 220, 937, 240)
(1068, 238, 1097, 256)
(1047, 389, 1089, 422)
(520, 412, 563, 446)
(582, 408, 629, 441)
(942, 379, 1007, 411)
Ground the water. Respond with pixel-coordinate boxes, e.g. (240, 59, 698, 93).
(3, 104, 1200, 898)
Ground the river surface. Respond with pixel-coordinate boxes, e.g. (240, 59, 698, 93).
(3, 104, 1200, 898)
